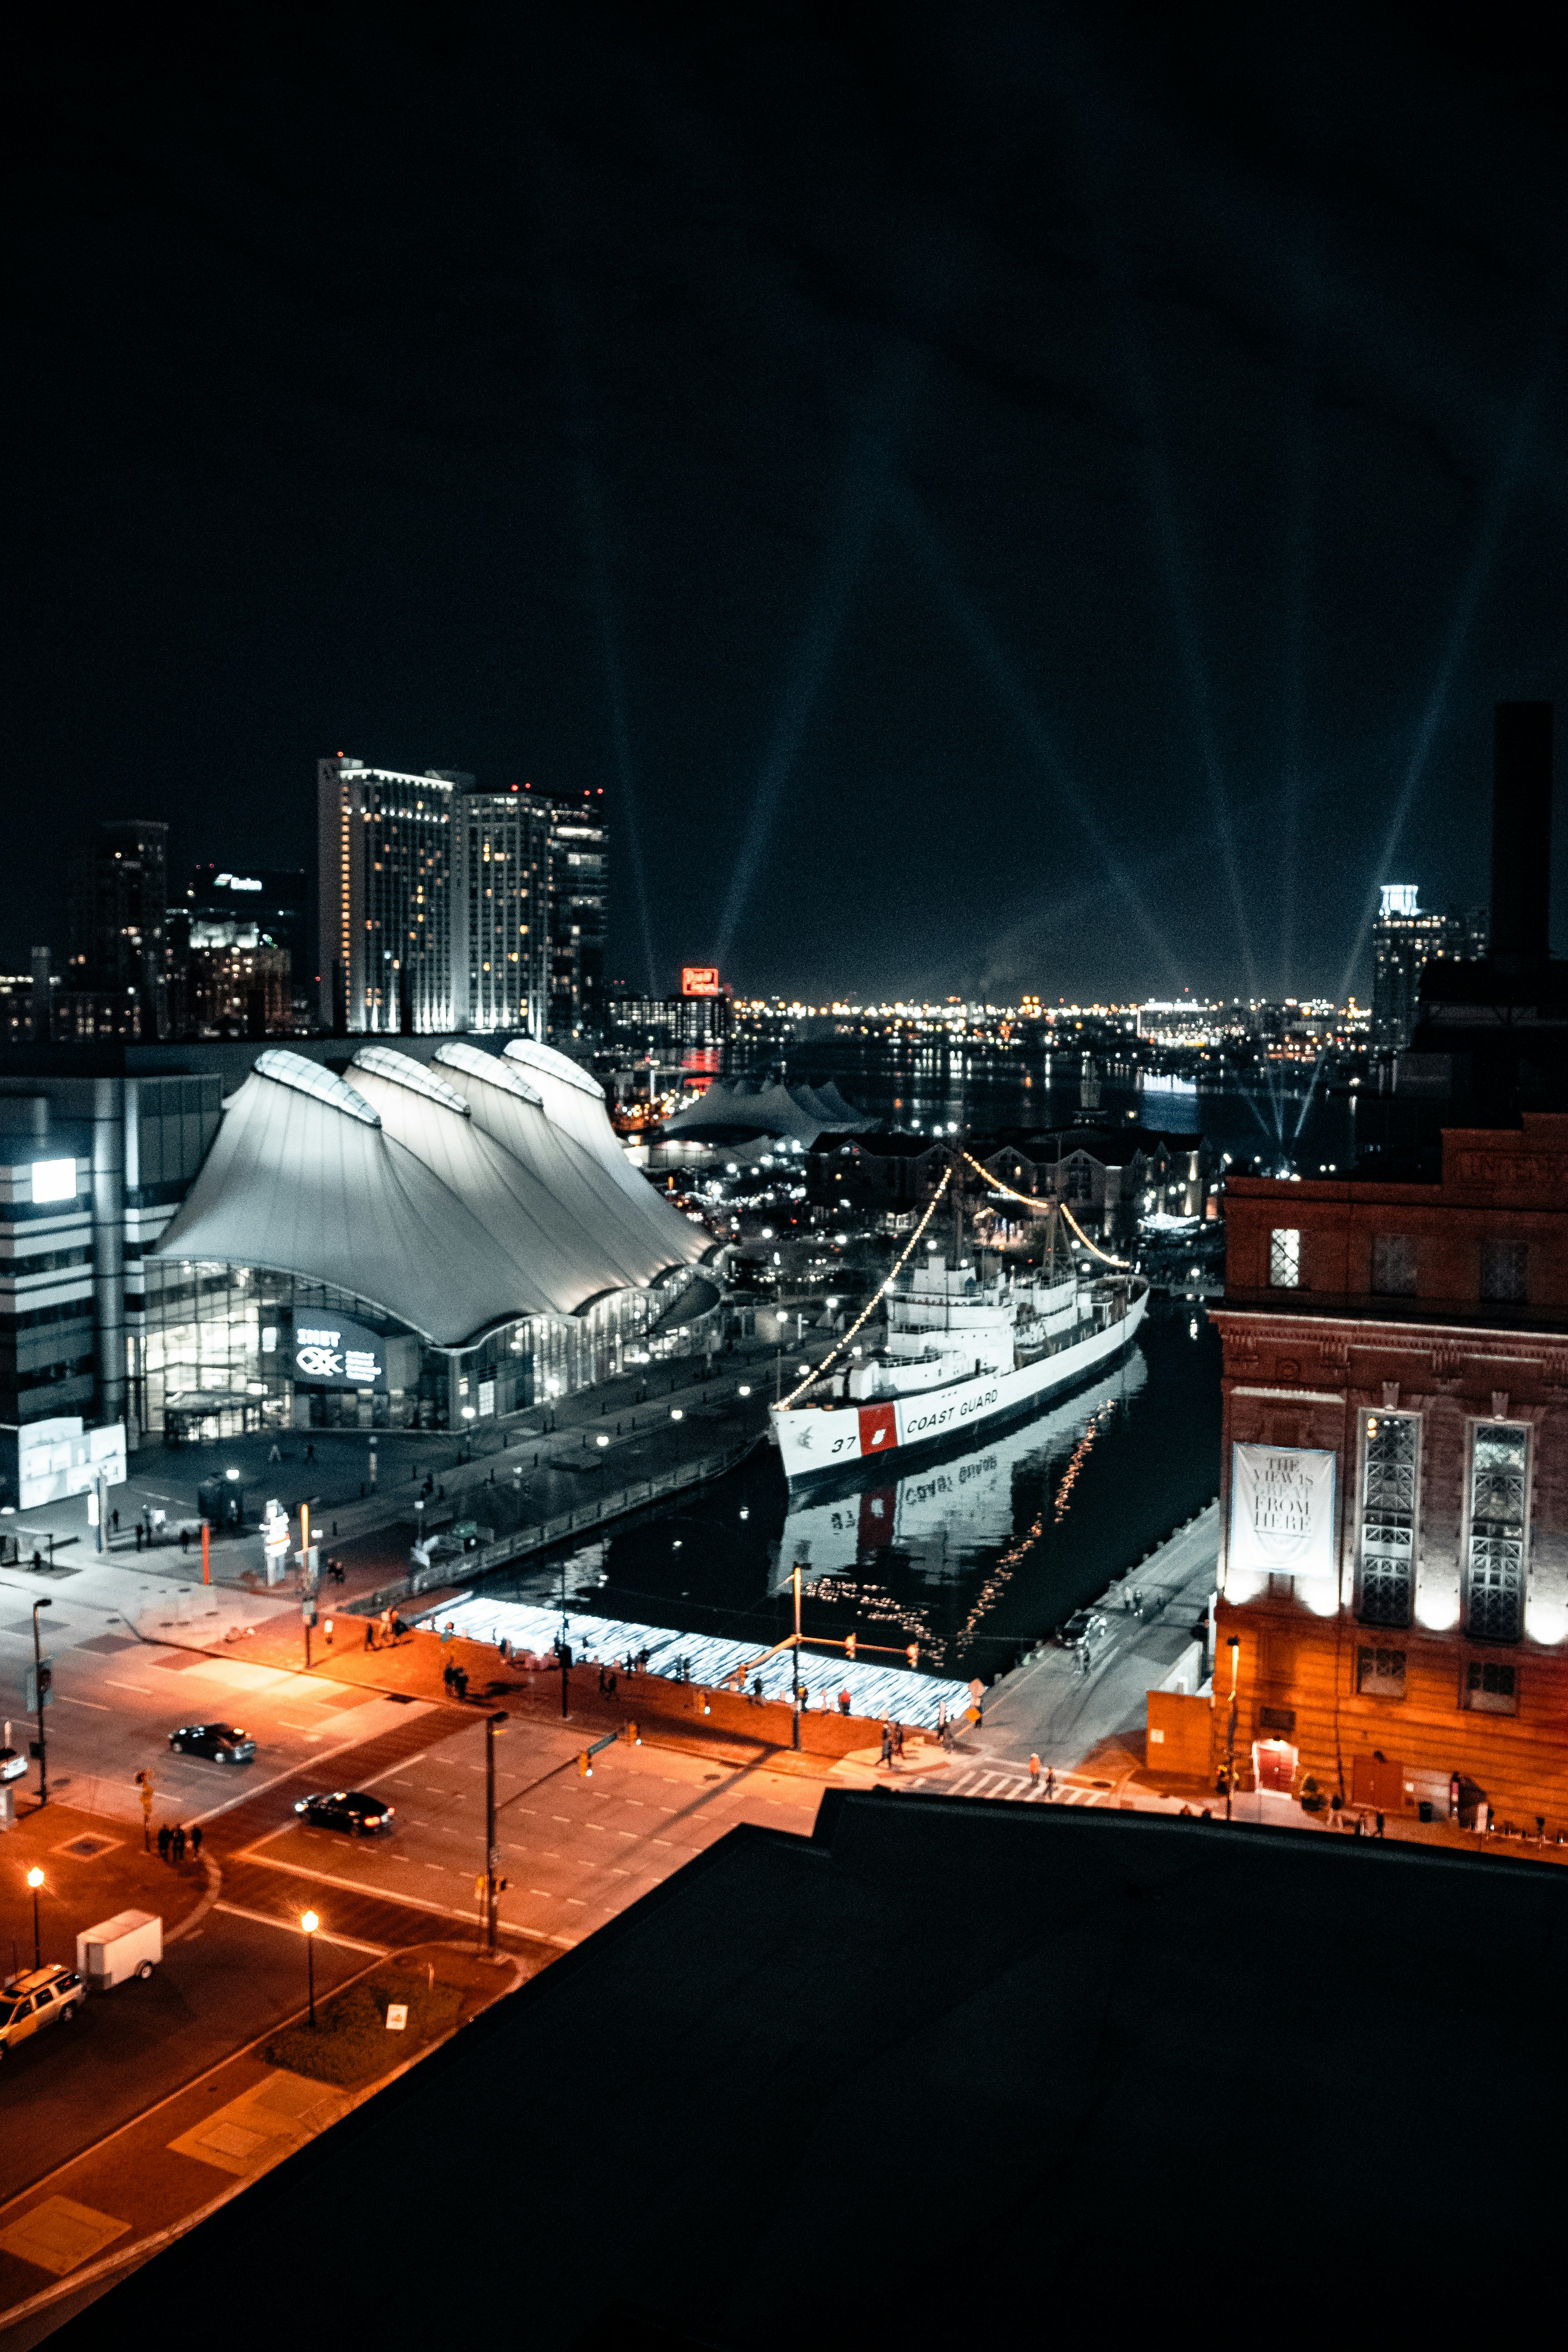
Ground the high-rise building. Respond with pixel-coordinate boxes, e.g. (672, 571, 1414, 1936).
(67, 820, 170, 1038)
(1371, 886, 1486, 1050)
(541, 787, 609, 1040)
(452, 787, 552, 1037)
(316, 759, 457, 1033)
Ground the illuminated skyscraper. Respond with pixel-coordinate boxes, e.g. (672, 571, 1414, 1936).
(452, 787, 552, 1036)
(544, 787, 609, 1040)
(1371, 885, 1486, 1050)
(316, 758, 457, 1033)
(67, 819, 170, 1037)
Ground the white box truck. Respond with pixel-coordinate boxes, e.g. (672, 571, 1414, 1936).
(75, 1910, 162, 1990)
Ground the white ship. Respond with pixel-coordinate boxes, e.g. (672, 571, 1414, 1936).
(772, 1351, 1149, 1587)
(772, 1249, 1149, 1483)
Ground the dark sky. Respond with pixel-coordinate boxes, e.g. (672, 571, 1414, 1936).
(10, 4, 1568, 1005)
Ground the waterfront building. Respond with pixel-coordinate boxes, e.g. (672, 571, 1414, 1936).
(452, 787, 552, 1038)
(0, 1033, 712, 1475)
(316, 757, 458, 1033)
(1214, 1117, 1568, 1821)
(67, 819, 170, 1039)
(182, 866, 309, 1028)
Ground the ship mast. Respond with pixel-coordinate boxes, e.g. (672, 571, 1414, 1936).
(949, 1143, 965, 1270)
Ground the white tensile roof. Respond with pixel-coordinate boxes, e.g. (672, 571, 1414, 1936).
(151, 1046, 707, 1347)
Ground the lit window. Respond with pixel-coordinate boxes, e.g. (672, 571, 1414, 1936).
(1358, 1413, 1418, 1627)
(1465, 1424, 1529, 1643)
(1269, 1228, 1301, 1288)
(1463, 1660, 1517, 1715)
(1356, 1646, 1407, 1698)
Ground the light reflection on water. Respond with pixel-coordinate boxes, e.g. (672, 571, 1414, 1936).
(467, 1298, 1220, 1684)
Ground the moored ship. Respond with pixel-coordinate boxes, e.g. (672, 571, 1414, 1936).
(771, 1249, 1148, 1480)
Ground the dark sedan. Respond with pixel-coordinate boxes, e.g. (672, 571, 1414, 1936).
(294, 1789, 395, 1836)
(168, 1722, 257, 1764)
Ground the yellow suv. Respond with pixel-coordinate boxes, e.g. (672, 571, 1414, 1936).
(0, 1966, 85, 2060)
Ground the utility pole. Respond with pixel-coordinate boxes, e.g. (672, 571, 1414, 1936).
(951, 1148, 965, 1269)
(484, 1710, 508, 1952)
(31, 1599, 52, 1809)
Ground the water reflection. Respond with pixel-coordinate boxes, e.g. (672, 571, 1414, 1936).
(466, 1300, 1218, 1685)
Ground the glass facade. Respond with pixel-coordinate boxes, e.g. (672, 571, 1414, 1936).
(132, 1257, 720, 1441)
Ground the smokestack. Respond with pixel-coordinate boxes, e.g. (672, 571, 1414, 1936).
(1491, 700, 1553, 970)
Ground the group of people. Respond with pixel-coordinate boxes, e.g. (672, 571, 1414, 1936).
(156, 1821, 204, 1865)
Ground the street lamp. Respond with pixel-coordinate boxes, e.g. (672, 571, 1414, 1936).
(301, 1910, 320, 2025)
(31, 1600, 51, 1809)
(483, 1710, 509, 1954)
(26, 1867, 43, 1968)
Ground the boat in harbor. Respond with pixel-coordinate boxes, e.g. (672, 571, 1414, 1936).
(772, 1350, 1148, 1588)
(771, 1157, 1149, 1483)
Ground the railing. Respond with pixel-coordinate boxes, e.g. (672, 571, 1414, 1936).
(342, 1432, 762, 1616)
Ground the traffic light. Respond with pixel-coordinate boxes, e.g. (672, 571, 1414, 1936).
(906, 1644, 918, 1669)
(845, 1634, 856, 1661)
(579, 1752, 592, 1778)
(624, 1720, 641, 1746)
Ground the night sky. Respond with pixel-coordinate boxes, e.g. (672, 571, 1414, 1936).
(10, 5, 1568, 1005)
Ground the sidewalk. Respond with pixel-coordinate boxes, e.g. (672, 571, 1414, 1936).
(963, 1502, 1219, 1773)
(0, 1939, 524, 2342)
(4, 1331, 837, 1625)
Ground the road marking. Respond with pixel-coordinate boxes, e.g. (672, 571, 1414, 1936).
(212, 1902, 386, 1956)
(104, 1680, 154, 1695)
(57, 1695, 110, 1710)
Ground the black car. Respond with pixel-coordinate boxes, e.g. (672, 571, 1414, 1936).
(294, 1789, 395, 1836)
(1060, 1610, 1111, 1651)
(169, 1722, 257, 1764)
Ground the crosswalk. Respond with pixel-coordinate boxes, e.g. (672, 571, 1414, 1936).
(901, 1761, 1110, 1806)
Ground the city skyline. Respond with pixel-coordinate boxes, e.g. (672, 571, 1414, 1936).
(11, 12, 1568, 1003)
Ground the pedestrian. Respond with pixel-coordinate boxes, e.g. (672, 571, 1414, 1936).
(306, 1442, 316, 1463)
(172, 1823, 186, 1865)
(190, 1823, 204, 1861)
(598, 1663, 608, 1695)
(136, 1524, 143, 1551)
(268, 1441, 282, 1462)
(442, 1659, 455, 1696)
(893, 1720, 905, 1758)
(180, 1526, 190, 1554)
(454, 1666, 468, 1702)
(1353, 1812, 1364, 1837)
(879, 1721, 893, 1769)
(157, 1822, 171, 1862)
(364, 1620, 376, 1652)
(606, 1669, 617, 1699)
(1029, 1752, 1041, 1791)
(1375, 1810, 1386, 1839)
(839, 1686, 852, 1715)
(937, 1700, 947, 1739)
(111, 1507, 119, 1533)
(1045, 1766, 1055, 1801)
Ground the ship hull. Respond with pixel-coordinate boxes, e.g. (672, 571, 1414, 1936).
(772, 1287, 1150, 1483)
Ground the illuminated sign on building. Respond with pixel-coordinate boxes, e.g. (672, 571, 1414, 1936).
(30, 1159, 77, 1204)
(681, 967, 721, 998)
(1229, 1444, 1337, 1581)
(289, 1316, 386, 1390)
(214, 873, 263, 892)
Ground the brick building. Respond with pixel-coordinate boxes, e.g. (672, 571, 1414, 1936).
(1213, 1115, 1568, 1824)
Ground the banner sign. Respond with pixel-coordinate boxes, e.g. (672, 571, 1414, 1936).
(288, 1312, 388, 1391)
(1229, 1444, 1337, 1580)
(681, 966, 721, 997)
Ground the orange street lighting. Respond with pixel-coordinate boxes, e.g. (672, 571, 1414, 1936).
(301, 1910, 320, 2026)
(26, 1867, 44, 1966)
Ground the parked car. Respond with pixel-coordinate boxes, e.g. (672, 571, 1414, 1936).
(0, 1965, 86, 2060)
(294, 1789, 394, 1836)
(168, 1722, 256, 1764)
(0, 1747, 26, 1785)
(1060, 1610, 1111, 1651)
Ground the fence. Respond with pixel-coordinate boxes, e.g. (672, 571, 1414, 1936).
(344, 1433, 762, 1618)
